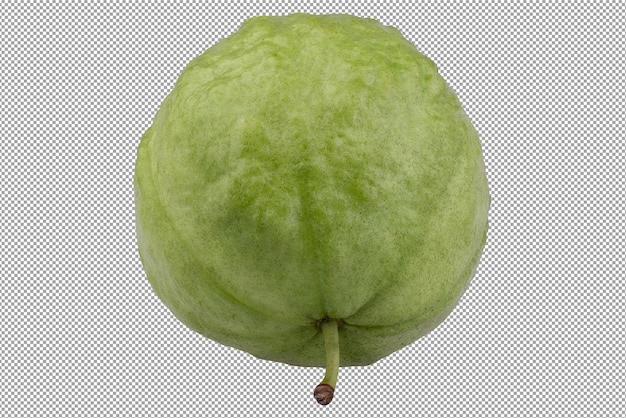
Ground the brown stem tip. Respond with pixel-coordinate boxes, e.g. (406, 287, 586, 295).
(314, 383, 335, 405)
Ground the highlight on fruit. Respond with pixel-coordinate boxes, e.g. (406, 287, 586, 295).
(134, 13, 490, 405)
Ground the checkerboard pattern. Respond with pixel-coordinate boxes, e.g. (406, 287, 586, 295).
(2, 2, 624, 417)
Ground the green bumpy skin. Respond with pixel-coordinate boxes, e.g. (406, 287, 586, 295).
(134, 13, 490, 367)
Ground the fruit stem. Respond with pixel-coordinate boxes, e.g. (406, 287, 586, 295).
(314, 318, 339, 405)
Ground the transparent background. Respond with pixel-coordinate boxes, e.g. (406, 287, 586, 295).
(2, 2, 624, 417)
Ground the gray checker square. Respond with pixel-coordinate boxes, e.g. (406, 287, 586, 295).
(1, 1, 624, 417)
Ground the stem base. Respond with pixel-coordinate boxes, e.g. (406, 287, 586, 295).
(314, 383, 334, 405)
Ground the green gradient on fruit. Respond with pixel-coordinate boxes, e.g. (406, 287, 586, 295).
(134, 13, 490, 404)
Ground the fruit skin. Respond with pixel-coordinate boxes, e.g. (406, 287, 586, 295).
(134, 13, 490, 367)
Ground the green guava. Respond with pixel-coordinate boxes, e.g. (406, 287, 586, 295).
(134, 13, 489, 405)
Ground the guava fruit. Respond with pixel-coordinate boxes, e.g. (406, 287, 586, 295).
(134, 13, 489, 405)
